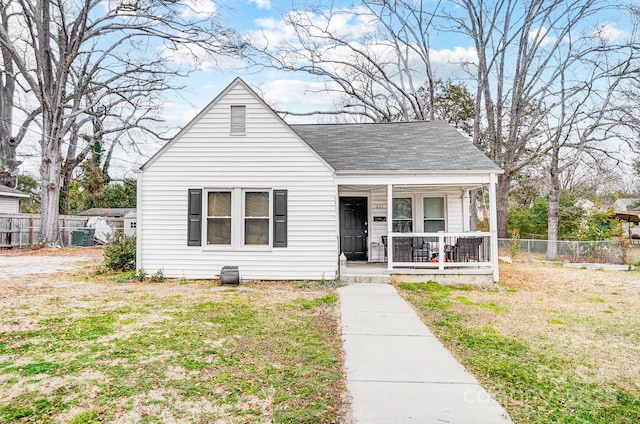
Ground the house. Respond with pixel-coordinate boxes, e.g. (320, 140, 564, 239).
(613, 198, 640, 212)
(123, 210, 137, 237)
(0, 186, 29, 214)
(136, 78, 503, 283)
(79, 207, 136, 235)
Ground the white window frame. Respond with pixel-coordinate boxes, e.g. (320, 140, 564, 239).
(206, 190, 233, 246)
(422, 196, 447, 232)
(242, 189, 272, 247)
(203, 188, 272, 250)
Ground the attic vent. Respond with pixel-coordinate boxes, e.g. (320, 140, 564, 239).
(230, 105, 246, 135)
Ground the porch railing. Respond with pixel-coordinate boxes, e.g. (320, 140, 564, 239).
(383, 232, 492, 269)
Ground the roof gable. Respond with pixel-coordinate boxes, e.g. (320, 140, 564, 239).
(141, 78, 333, 172)
(290, 121, 501, 173)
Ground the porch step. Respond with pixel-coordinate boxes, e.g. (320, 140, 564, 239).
(340, 262, 390, 284)
(341, 274, 391, 284)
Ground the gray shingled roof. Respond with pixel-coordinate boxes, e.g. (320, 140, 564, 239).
(290, 120, 501, 172)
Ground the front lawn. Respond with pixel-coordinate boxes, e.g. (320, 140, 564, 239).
(0, 263, 345, 423)
(398, 262, 640, 424)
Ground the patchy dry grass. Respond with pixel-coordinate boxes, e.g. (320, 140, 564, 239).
(0, 249, 346, 423)
(397, 260, 640, 424)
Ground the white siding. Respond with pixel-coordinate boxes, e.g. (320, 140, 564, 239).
(0, 197, 19, 214)
(370, 187, 388, 244)
(140, 82, 338, 280)
(446, 193, 464, 232)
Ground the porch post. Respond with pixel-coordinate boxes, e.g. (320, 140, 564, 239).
(387, 184, 393, 270)
(462, 190, 470, 232)
(489, 173, 500, 282)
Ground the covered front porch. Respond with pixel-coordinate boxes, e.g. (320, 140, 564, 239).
(337, 173, 500, 284)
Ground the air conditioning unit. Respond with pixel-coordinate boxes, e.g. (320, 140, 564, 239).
(220, 266, 240, 285)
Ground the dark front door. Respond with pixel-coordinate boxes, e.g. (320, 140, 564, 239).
(340, 197, 368, 261)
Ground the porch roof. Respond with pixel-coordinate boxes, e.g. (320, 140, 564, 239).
(0, 185, 29, 198)
(290, 121, 501, 173)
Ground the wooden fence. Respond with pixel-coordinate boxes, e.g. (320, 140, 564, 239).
(0, 214, 124, 248)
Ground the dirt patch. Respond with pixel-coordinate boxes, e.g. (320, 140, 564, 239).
(0, 247, 103, 280)
(0, 246, 104, 257)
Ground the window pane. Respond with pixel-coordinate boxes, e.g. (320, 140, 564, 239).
(424, 220, 445, 232)
(245, 192, 269, 217)
(424, 197, 444, 219)
(207, 218, 231, 244)
(208, 192, 231, 217)
(392, 198, 413, 232)
(231, 105, 246, 134)
(245, 219, 269, 245)
(393, 198, 413, 220)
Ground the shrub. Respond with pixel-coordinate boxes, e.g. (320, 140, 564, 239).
(148, 269, 165, 283)
(104, 232, 136, 271)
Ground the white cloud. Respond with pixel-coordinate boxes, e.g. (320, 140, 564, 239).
(248, 0, 271, 10)
(528, 26, 557, 47)
(592, 22, 628, 42)
(249, 7, 377, 50)
(430, 47, 477, 66)
(180, 0, 216, 18)
(260, 79, 343, 108)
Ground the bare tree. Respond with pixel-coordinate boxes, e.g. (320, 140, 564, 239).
(0, 0, 241, 245)
(443, 0, 640, 237)
(247, 0, 442, 122)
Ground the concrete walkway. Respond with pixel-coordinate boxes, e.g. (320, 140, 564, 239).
(338, 283, 513, 424)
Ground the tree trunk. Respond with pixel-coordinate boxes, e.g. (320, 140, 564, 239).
(496, 173, 512, 238)
(0, 11, 17, 188)
(39, 114, 63, 245)
(60, 168, 73, 215)
(546, 147, 560, 260)
(39, 139, 63, 246)
(0, 138, 18, 187)
(469, 189, 478, 231)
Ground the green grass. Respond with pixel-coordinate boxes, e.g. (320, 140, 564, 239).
(397, 276, 640, 423)
(0, 283, 344, 423)
(588, 296, 607, 303)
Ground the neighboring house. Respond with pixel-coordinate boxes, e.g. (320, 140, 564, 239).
(613, 198, 640, 212)
(123, 210, 137, 237)
(78, 208, 136, 218)
(137, 78, 503, 283)
(78, 208, 136, 235)
(575, 198, 595, 212)
(0, 186, 29, 214)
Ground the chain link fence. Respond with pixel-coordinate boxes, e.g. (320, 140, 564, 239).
(498, 238, 629, 264)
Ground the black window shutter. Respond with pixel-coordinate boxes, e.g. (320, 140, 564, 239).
(187, 189, 202, 246)
(273, 190, 287, 247)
